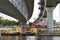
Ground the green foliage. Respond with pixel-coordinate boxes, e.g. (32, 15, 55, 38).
(0, 17, 19, 26)
(0, 17, 2, 24)
(0, 17, 2, 20)
(11, 20, 17, 25)
(0, 20, 1, 24)
(1, 19, 10, 25)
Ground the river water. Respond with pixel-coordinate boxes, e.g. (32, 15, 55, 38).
(0, 36, 60, 40)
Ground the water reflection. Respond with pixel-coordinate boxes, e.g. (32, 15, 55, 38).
(26, 36, 35, 40)
(1, 36, 17, 40)
(53, 37, 60, 40)
(0, 36, 35, 40)
(0, 36, 60, 40)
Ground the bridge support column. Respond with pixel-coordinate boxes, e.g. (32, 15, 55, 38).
(46, 7, 55, 33)
(20, 22, 26, 40)
(20, 22, 26, 33)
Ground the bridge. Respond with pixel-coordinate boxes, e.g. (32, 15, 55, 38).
(0, 0, 60, 40)
(0, 0, 60, 33)
(0, 0, 34, 22)
(0, 0, 60, 22)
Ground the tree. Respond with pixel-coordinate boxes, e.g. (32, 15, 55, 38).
(0, 17, 18, 26)
(11, 20, 17, 25)
(1, 19, 10, 25)
(0, 17, 2, 24)
(0, 17, 2, 20)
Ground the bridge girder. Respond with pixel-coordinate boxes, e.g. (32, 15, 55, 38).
(0, 0, 34, 22)
(24, 0, 34, 19)
(46, 0, 60, 7)
(0, 0, 26, 22)
(0, 0, 60, 22)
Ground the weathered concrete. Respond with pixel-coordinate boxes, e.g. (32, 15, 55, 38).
(46, 0, 60, 7)
(0, 0, 26, 22)
(9, 0, 28, 20)
(24, 0, 34, 19)
(0, 0, 60, 22)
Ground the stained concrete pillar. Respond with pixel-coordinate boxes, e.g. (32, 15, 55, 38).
(46, 7, 55, 33)
(20, 22, 26, 33)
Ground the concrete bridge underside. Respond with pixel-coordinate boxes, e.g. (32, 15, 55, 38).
(0, 0, 34, 22)
(0, 0, 26, 22)
(0, 0, 60, 22)
(35, 0, 60, 22)
(46, 0, 60, 7)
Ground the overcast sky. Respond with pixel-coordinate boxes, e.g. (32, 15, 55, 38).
(53, 3, 60, 22)
(27, 0, 40, 24)
(0, 13, 18, 22)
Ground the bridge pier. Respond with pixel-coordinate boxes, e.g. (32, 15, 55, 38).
(20, 22, 26, 40)
(46, 7, 55, 33)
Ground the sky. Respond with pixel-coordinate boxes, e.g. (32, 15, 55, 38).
(0, 0, 60, 23)
(53, 3, 60, 22)
(0, 12, 18, 22)
(27, 0, 40, 24)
